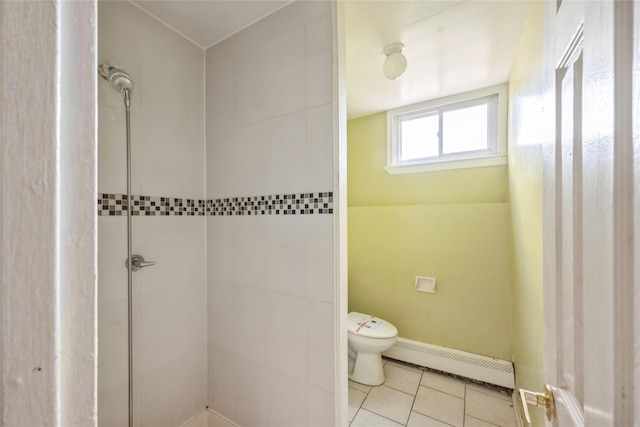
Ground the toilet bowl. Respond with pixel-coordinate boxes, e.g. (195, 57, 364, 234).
(348, 311, 398, 386)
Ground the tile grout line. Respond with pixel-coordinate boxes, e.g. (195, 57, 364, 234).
(405, 370, 423, 426)
(420, 382, 467, 401)
(465, 414, 502, 427)
(348, 378, 371, 427)
(409, 387, 458, 427)
(462, 381, 467, 426)
(352, 359, 514, 427)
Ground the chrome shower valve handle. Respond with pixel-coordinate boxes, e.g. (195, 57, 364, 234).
(125, 254, 156, 272)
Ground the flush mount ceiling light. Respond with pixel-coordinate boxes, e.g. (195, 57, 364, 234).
(383, 42, 407, 80)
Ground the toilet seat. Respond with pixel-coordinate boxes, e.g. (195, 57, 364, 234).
(348, 312, 397, 339)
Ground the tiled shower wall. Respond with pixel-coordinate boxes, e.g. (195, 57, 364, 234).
(98, 2, 207, 426)
(205, 2, 336, 426)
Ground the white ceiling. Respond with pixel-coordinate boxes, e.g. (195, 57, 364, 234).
(130, 0, 292, 48)
(345, 0, 531, 118)
(129, 0, 532, 119)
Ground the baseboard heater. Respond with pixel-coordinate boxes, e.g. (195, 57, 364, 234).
(382, 337, 515, 389)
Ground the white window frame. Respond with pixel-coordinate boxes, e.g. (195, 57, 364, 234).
(386, 84, 508, 174)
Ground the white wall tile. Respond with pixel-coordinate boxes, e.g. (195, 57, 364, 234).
(307, 300, 335, 392)
(138, 347, 207, 427)
(306, 214, 334, 303)
(306, 10, 331, 48)
(306, 14, 333, 108)
(206, 130, 236, 199)
(208, 345, 237, 421)
(137, 36, 202, 128)
(233, 53, 267, 126)
(260, 1, 309, 36)
(266, 111, 307, 194)
(98, 3, 142, 116)
(98, 217, 127, 305)
(98, 382, 128, 427)
(203, 2, 337, 425)
(208, 281, 235, 352)
(233, 357, 272, 427)
(267, 293, 308, 379)
(232, 121, 268, 197)
(264, 26, 306, 118)
(305, 0, 332, 22)
(267, 371, 308, 426)
(206, 50, 235, 136)
(100, 1, 205, 200)
(97, 299, 128, 395)
(100, 22, 206, 427)
(233, 216, 267, 290)
(133, 216, 207, 297)
(134, 108, 204, 199)
(233, 286, 267, 363)
(267, 215, 307, 297)
(306, 103, 334, 192)
(135, 285, 207, 376)
(207, 216, 235, 283)
(98, 102, 133, 194)
(306, 51, 333, 110)
(307, 386, 335, 427)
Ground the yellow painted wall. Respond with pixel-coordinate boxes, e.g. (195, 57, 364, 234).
(347, 113, 513, 360)
(507, 1, 544, 425)
(348, 114, 509, 206)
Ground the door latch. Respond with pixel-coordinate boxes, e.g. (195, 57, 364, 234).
(519, 384, 556, 423)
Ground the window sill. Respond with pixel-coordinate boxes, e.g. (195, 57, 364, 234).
(385, 155, 507, 174)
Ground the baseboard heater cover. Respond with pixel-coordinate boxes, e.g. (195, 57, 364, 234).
(382, 337, 515, 389)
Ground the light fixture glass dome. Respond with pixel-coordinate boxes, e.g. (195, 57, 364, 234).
(383, 43, 407, 80)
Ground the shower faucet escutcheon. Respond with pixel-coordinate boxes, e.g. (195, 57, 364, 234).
(126, 254, 157, 272)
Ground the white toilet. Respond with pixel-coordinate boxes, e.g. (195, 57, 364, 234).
(348, 311, 398, 386)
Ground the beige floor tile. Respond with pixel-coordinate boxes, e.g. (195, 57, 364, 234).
(362, 385, 414, 425)
(383, 363, 422, 395)
(412, 386, 464, 427)
(406, 411, 453, 427)
(464, 415, 500, 427)
(349, 387, 367, 422)
(420, 370, 465, 398)
(465, 388, 516, 427)
(350, 409, 404, 427)
(349, 379, 372, 394)
(385, 359, 424, 374)
(466, 382, 512, 401)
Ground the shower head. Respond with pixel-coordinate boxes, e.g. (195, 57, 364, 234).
(98, 64, 134, 96)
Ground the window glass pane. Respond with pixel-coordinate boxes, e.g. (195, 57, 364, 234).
(399, 114, 439, 161)
(442, 104, 488, 154)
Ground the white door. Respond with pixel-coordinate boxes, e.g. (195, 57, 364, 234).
(521, 0, 638, 425)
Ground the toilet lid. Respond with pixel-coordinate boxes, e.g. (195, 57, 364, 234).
(348, 312, 398, 339)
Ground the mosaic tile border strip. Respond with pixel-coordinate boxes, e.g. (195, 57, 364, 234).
(98, 194, 205, 216)
(208, 193, 333, 216)
(98, 192, 333, 216)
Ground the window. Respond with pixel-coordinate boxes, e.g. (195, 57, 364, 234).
(386, 85, 507, 174)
